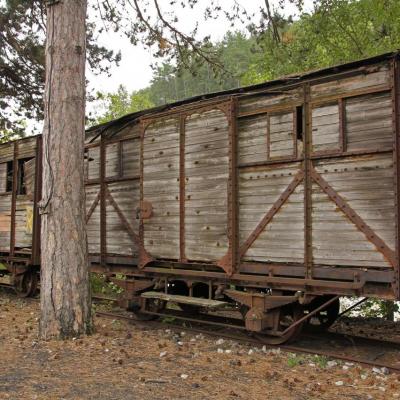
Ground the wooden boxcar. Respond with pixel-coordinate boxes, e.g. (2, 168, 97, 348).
(1, 51, 400, 342)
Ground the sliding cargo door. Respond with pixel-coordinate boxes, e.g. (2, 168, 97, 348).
(140, 104, 231, 266)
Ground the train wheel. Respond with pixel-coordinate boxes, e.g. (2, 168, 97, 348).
(306, 296, 340, 331)
(256, 304, 304, 345)
(14, 270, 38, 298)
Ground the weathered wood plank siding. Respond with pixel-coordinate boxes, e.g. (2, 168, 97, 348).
(0, 163, 7, 193)
(269, 111, 295, 158)
(238, 162, 304, 263)
(312, 154, 395, 267)
(0, 195, 11, 251)
(0, 138, 37, 254)
(15, 198, 34, 250)
(238, 115, 268, 164)
(106, 181, 139, 256)
(184, 109, 229, 261)
(86, 184, 100, 254)
(238, 88, 302, 115)
(310, 63, 390, 99)
(345, 91, 392, 151)
(142, 118, 180, 259)
(311, 103, 340, 152)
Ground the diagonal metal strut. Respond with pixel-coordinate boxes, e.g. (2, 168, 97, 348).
(239, 169, 305, 258)
(310, 167, 396, 267)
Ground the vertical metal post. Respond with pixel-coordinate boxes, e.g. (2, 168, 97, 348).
(100, 136, 107, 270)
(10, 141, 18, 257)
(303, 84, 313, 279)
(228, 98, 238, 273)
(391, 57, 400, 298)
(32, 136, 43, 265)
(179, 114, 187, 262)
(338, 98, 346, 152)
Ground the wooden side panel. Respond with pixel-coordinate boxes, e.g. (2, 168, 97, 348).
(143, 118, 180, 259)
(184, 109, 229, 261)
(310, 64, 390, 99)
(345, 91, 392, 151)
(313, 153, 395, 267)
(86, 184, 100, 254)
(17, 137, 37, 159)
(122, 138, 140, 176)
(239, 162, 304, 263)
(105, 142, 119, 178)
(0, 195, 11, 251)
(111, 122, 140, 141)
(269, 111, 295, 158)
(311, 103, 340, 152)
(0, 163, 7, 193)
(88, 146, 100, 180)
(238, 88, 302, 115)
(106, 181, 139, 256)
(238, 115, 268, 165)
(14, 198, 33, 250)
(0, 142, 15, 162)
(24, 158, 36, 198)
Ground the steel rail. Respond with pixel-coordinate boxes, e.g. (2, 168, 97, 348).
(95, 310, 400, 374)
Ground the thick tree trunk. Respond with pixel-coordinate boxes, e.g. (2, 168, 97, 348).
(40, 0, 92, 339)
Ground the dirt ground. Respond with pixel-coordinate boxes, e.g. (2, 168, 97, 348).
(1, 291, 400, 400)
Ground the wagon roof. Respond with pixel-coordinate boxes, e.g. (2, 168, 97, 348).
(86, 50, 399, 140)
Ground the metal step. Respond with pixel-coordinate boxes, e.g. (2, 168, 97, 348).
(141, 291, 228, 310)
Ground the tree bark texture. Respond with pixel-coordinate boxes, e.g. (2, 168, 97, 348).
(40, 0, 92, 339)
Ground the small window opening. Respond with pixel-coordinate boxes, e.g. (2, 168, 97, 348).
(17, 158, 34, 195)
(6, 161, 13, 192)
(17, 159, 26, 195)
(296, 106, 303, 141)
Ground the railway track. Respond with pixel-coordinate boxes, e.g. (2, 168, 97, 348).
(2, 284, 399, 373)
(95, 310, 400, 374)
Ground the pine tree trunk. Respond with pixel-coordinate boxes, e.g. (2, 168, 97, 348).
(40, 0, 92, 339)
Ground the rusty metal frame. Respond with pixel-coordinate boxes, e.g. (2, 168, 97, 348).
(303, 84, 313, 279)
(217, 98, 238, 274)
(239, 170, 305, 258)
(9, 141, 18, 257)
(310, 166, 396, 267)
(391, 57, 400, 298)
